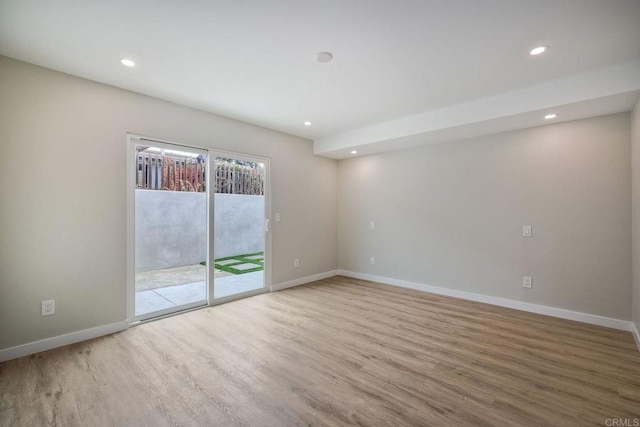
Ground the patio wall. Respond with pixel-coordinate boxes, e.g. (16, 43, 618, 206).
(214, 193, 265, 259)
(135, 190, 264, 272)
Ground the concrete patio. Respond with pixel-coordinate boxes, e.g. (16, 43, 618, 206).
(135, 263, 264, 316)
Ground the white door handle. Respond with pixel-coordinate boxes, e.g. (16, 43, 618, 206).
(265, 218, 270, 232)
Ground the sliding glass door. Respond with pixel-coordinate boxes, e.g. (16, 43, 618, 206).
(127, 138, 271, 321)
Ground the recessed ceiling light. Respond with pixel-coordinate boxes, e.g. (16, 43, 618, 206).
(120, 58, 136, 67)
(304, 121, 312, 126)
(350, 150, 357, 154)
(544, 113, 557, 120)
(316, 52, 333, 63)
(530, 46, 549, 56)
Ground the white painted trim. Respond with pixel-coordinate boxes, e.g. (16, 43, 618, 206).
(632, 323, 640, 352)
(270, 270, 339, 292)
(126, 136, 136, 322)
(0, 321, 129, 363)
(338, 270, 634, 332)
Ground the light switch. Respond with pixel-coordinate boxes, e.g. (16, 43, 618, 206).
(522, 225, 532, 237)
(370, 221, 375, 230)
(275, 213, 281, 222)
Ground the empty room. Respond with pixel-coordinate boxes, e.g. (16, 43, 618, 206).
(1, 1, 640, 426)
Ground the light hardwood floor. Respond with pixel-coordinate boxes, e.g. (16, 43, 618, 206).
(1, 276, 640, 426)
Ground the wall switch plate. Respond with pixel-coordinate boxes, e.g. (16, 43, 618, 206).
(522, 276, 532, 288)
(294, 258, 299, 268)
(42, 300, 55, 316)
(275, 213, 281, 222)
(370, 256, 376, 265)
(370, 221, 375, 230)
(522, 225, 532, 237)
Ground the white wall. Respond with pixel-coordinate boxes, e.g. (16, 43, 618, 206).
(632, 99, 640, 333)
(339, 113, 632, 320)
(0, 56, 338, 351)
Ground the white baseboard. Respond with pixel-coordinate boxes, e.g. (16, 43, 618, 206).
(271, 270, 339, 292)
(338, 270, 634, 332)
(3, 273, 635, 362)
(0, 320, 129, 363)
(632, 323, 640, 352)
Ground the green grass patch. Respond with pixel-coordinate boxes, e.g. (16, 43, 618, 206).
(201, 252, 264, 275)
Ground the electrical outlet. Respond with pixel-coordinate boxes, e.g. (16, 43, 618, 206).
(42, 300, 55, 316)
(370, 256, 376, 265)
(522, 276, 532, 289)
(522, 225, 532, 237)
(294, 258, 299, 268)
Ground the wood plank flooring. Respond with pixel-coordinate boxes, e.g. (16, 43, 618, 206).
(1, 276, 640, 426)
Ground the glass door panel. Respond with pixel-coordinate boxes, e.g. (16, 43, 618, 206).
(212, 154, 268, 300)
(133, 142, 208, 320)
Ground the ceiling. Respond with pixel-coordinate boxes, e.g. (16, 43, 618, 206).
(1, 0, 639, 159)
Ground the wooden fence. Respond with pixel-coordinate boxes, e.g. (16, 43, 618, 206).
(136, 152, 264, 195)
(214, 161, 264, 195)
(136, 152, 206, 192)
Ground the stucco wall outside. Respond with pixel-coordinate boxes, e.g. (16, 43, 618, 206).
(135, 190, 264, 273)
(213, 193, 265, 260)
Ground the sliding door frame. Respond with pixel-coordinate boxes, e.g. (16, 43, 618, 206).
(126, 134, 211, 324)
(126, 134, 272, 324)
